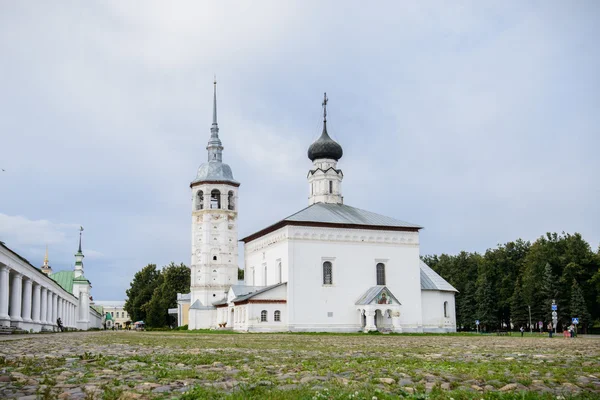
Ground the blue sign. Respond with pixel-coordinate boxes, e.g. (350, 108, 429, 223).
(552, 304, 557, 311)
(572, 318, 579, 324)
(475, 320, 480, 325)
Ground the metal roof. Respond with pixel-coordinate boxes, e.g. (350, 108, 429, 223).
(232, 282, 286, 303)
(49, 270, 74, 294)
(355, 286, 401, 305)
(241, 203, 422, 243)
(189, 300, 216, 310)
(191, 161, 238, 185)
(420, 261, 457, 292)
(285, 203, 422, 228)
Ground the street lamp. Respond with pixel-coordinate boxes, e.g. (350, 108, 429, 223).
(528, 305, 532, 333)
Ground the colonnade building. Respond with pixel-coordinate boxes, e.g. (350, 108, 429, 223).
(0, 233, 103, 332)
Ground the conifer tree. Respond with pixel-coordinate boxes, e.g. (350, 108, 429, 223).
(570, 279, 591, 333)
(541, 263, 558, 322)
(510, 277, 529, 330)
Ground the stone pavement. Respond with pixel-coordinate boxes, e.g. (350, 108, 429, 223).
(0, 331, 599, 399)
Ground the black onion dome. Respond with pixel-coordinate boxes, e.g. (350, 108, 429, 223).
(307, 122, 343, 161)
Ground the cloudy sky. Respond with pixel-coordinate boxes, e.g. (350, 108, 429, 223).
(1, 1, 599, 300)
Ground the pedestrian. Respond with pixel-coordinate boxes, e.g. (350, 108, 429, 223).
(56, 317, 63, 332)
(547, 322, 553, 338)
(563, 326, 569, 338)
(569, 324, 574, 338)
(520, 326, 524, 337)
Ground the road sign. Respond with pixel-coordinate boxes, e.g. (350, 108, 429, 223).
(552, 311, 557, 317)
(475, 320, 480, 325)
(551, 304, 557, 311)
(572, 318, 579, 325)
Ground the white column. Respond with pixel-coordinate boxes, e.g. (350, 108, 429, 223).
(40, 287, 47, 325)
(9, 272, 23, 323)
(0, 265, 10, 327)
(21, 277, 32, 323)
(68, 303, 73, 327)
(364, 309, 376, 332)
(51, 293, 57, 326)
(32, 284, 41, 324)
(47, 290, 53, 324)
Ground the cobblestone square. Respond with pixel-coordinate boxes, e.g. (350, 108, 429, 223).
(1, 331, 599, 399)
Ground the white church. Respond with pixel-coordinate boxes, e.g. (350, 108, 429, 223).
(178, 83, 457, 333)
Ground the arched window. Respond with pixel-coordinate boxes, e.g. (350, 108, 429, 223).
(210, 189, 221, 209)
(228, 191, 234, 210)
(444, 301, 449, 318)
(329, 181, 333, 194)
(376, 263, 386, 285)
(252, 268, 256, 286)
(274, 310, 281, 322)
(260, 310, 267, 322)
(323, 261, 333, 285)
(196, 190, 204, 210)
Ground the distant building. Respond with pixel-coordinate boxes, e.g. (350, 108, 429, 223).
(179, 85, 457, 333)
(94, 301, 129, 329)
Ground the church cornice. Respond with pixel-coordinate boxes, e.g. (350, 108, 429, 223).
(190, 180, 241, 188)
(307, 167, 343, 177)
(241, 220, 419, 244)
(244, 224, 419, 254)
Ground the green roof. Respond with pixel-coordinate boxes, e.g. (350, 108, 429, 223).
(49, 271, 74, 294)
(92, 305, 104, 315)
(73, 275, 90, 284)
(104, 312, 113, 320)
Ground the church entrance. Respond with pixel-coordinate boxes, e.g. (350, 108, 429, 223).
(375, 309, 393, 331)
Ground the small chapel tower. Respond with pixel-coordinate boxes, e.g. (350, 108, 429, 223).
(188, 79, 240, 329)
(307, 93, 344, 205)
(73, 228, 85, 278)
(72, 227, 91, 328)
(40, 246, 52, 275)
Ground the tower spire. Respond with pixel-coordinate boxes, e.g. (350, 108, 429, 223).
(211, 76, 219, 137)
(74, 226, 85, 278)
(206, 78, 224, 162)
(44, 245, 48, 265)
(322, 92, 328, 124)
(78, 226, 83, 253)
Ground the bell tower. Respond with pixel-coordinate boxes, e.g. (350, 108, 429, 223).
(188, 79, 240, 329)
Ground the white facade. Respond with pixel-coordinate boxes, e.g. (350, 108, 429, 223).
(181, 91, 457, 333)
(0, 242, 103, 332)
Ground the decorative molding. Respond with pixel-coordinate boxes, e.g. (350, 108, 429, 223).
(245, 226, 419, 254)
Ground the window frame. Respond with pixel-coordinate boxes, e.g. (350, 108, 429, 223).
(376, 263, 386, 285)
(210, 189, 221, 209)
(322, 261, 333, 285)
(260, 310, 267, 322)
(274, 310, 281, 322)
(196, 190, 204, 210)
(444, 301, 449, 318)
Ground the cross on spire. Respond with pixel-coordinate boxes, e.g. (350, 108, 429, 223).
(322, 92, 328, 123)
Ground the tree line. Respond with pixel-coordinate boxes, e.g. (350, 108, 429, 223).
(423, 232, 600, 332)
(124, 262, 190, 328)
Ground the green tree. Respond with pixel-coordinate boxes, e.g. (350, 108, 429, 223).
(145, 263, 190, 327)
(476, 272, 498, 331)
(570, 279, 591, 333)
(124, 264, 161, 323)
(541, 262, 560, 323)
(510, 276, 529, 330)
